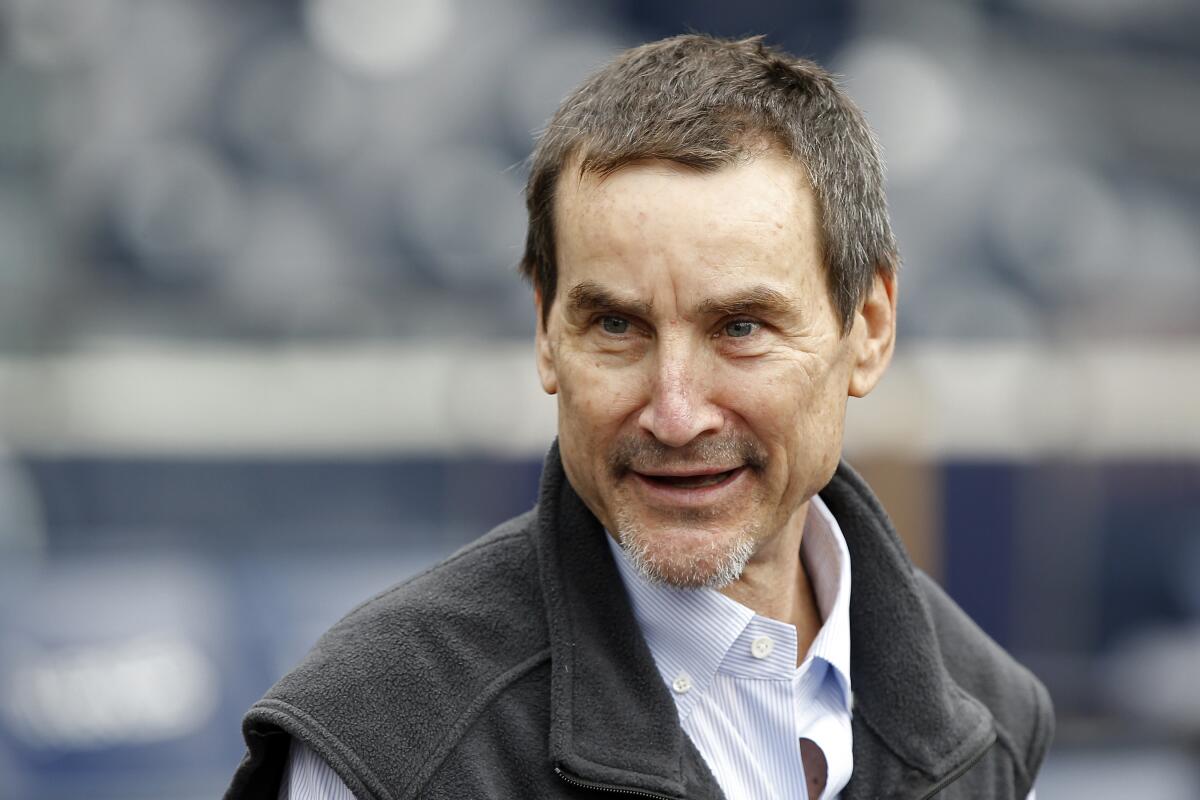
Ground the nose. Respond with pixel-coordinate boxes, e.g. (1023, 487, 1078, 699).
(636, 340, 724, 448)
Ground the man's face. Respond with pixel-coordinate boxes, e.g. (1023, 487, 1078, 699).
(536, 151, 892, 588)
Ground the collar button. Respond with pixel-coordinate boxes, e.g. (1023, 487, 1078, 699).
(751, 636, 774, 659)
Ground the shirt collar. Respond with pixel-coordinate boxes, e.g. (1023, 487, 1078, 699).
(802, 493, 853, 706)
(607, 494, 853, 714)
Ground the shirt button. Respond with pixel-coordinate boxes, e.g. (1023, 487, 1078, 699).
(751, 636, 774, 659)
(672, 673, 692, 694)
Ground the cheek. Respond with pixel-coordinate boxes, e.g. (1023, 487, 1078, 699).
(727, 369, 810, 438)
(558, 358, 645, 435)
(728, 365, 845, 470)
(781, 381, 849, 490)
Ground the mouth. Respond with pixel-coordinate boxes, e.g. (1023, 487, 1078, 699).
(632, 466, 744, 491)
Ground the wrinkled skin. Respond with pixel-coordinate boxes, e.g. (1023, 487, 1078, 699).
(536, 151, 896, 624)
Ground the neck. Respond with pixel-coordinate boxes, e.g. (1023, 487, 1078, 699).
(717, 500, 823, 663)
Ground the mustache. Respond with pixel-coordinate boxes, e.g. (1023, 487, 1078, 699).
(607, 435, 768, 477)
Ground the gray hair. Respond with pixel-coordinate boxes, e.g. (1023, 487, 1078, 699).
(520, 33, 898, 334)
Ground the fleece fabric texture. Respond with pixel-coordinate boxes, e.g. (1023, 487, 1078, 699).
(226, 443, 1054, 800)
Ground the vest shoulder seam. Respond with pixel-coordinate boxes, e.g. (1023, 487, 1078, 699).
(249, 698, 396, 800)
(251, 646, 553, 800)
(405, 646, 553, 799)
(991, 669, 1053, 792)
(990, 717, 1031, 788)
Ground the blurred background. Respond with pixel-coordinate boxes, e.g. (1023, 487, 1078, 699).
(0, 0, 1197, 797)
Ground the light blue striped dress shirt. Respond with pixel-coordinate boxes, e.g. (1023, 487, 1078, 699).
(606, 494, 854, 800)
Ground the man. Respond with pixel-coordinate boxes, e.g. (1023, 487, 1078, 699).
(226, 35, 1053, 799)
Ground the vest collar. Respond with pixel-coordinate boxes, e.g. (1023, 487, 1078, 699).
(532, 442, 995, 798)
(533, 442, 712, 799)
(821, 461, 996, 796)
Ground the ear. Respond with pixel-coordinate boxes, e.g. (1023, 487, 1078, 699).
(534, 288, 559, 395)
(848, 270, 897, 398)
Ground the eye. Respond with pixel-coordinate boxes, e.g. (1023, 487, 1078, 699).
(599, 316, 630, 335)
(723, 319, 759, 338)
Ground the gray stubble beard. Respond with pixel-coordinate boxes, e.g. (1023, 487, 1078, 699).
(614, 504, 757, 590)
(606, 433, 769, 589)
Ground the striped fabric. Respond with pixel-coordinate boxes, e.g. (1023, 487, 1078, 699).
(607, 495, 853, 800)
(278, 738, 356, 800)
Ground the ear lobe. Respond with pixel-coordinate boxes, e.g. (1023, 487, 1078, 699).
(534, 288, 559, 395)
(848, 270, 897, 398)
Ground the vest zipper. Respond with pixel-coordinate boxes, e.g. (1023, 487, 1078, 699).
(554, 766, 678, 799)
(916, 735, 995, 800)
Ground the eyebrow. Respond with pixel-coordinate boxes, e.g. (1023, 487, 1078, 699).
(696, 285, 797, 318)
(565, 281, 653, 318)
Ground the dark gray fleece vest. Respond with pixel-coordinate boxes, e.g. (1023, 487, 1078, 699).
(226, 445, 1054, 799)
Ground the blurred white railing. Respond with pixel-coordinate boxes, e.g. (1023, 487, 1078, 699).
(0, 341, 1197, 458)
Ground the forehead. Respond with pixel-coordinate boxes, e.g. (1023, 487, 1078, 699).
(552, 152, 823, 296)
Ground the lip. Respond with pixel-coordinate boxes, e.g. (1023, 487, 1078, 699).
(635, 465, 741, 478)
(629, 465, 748, 507)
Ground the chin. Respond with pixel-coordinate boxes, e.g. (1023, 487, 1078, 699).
(613, 510, 757, 590)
